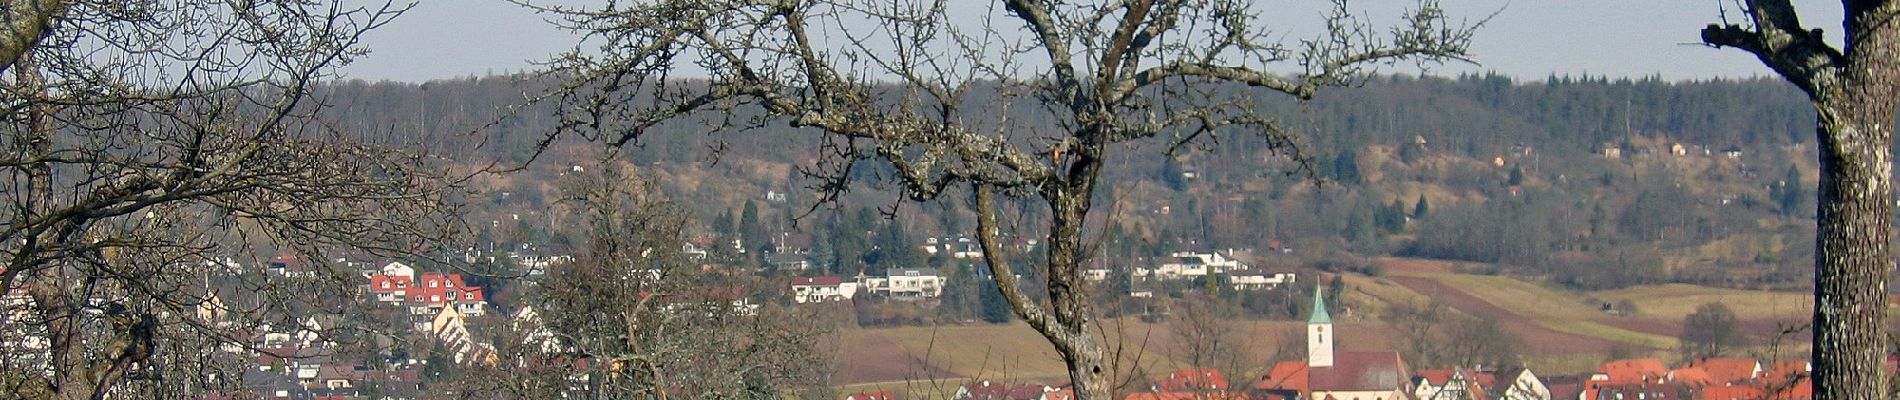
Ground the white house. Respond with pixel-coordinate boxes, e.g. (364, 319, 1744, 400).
(1493, 368, 1550, 400)
(379, 261, 415, 280)
(790, 276, 860, 303)
(883, 268, 944, 298)
(430, 305, 493, 365)
(1151, 251, 1247, 280)
(1228, 269, 1297, 290)
(921, 237, 984, 259)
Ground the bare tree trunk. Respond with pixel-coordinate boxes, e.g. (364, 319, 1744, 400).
(1812, 99, 1893, 399)
(1704, 2, 1900, 398)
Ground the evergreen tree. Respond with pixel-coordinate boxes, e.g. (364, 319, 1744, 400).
(1326, 274, 1347, 315)
(1507, 165, 1525, 186)
(1344, 209, 1371, 242)
(1377, 199, 1408, 233)
(1413, 194, 1430, 218)
(1333, 149, 1363, 184)
(937, 201, 962, 233)
(714, 208, 736, 236)
(1398, 140, 1424, 164)
(937, 263, 980, 321)
(875, 221, 924, 268)
(980, 280, 1014, 323)
(1161, 157, 1189, 191)
(1775, 166, 1807, 216)
(740, 200, 765, 252)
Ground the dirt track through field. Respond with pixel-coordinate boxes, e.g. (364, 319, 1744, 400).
(1387, 276, 1626, 354)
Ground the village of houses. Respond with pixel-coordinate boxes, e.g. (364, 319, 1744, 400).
(0, 234, 1823, 400)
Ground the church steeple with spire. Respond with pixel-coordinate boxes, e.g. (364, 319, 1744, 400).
(1308, 282, 1334, 368)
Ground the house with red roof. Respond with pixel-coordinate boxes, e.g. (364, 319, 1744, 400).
(1685, 358, 1763, 386)
(1413, 368, 1490, 400)
(1121, 392, 1252, 400)
(1250, 285, 1411, 400)
(1591, 381, 1693, 400)
(1583, 358, 1670, 400)
(1594, 358, 1670, 384)
(1156, 369, 1229, 392)
(364, 262, 488, 331)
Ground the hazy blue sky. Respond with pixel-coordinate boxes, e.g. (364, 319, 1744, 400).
(341, 1, 1842, 83)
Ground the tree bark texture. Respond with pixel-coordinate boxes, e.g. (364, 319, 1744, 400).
(1706, 2, 1900, 398)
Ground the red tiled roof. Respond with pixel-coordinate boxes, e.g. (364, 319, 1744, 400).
(1769, 378, 1811, 400)
(1122, 392, 1251, 400)
(1469, 370, 1497, 389)
(1046, 389, 1074, 400)
(1689, 357, 1761, 384)
(1597, 358, 1669, 384)
(1157, 368, 1227, 391)
(1765, 360, 1808, 379)
(1415, 369, 1454, 386)
(1697, 385, 1765, 400)
(1668, 367, 1716, 387)
(1308, 352, 1408, 392)
(1253, 361, 1309, 393)
(366, 273, 485, 305)
(958, 380, 1050, 400)
(1591, 382, 1690, 400)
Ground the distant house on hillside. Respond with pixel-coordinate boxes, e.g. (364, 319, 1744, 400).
(1147, 251, 1247, 281)
(365, 264, 489, 330)
(1228, 269, 1297, 291)
(882, 268, 944, 299)
(790, 276, 858, 304)
(765, 252, 811, 271)
(922, 236, 984, 259)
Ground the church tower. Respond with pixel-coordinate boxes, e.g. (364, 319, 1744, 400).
(1308, 283, 1334, 368)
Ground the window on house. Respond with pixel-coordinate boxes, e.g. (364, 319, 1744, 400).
(429, 280, 438, 288)
(431, 295, 441, 303)
(448, 292, 458, 300)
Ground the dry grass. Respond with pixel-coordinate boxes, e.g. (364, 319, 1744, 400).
(1389, 270, 1678, 349)
(1594, 284, 1811, 321)
(833, 267, 1819, 385)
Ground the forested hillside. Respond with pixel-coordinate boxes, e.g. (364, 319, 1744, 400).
(318, 73, 1829, 291)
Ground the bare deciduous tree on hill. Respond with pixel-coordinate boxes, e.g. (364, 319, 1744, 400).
(442, 164, 826, 398)
(530, 1, 1477, 398)
(1702, 2, 1900, 398)
(0, 2, 458, 398)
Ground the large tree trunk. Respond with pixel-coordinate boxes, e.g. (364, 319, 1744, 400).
(1811, 89, 1895, 400)
(971, 147, 1114, 400)
(1044, 146, 1111, 400)
(1812, 115, 1893, 399)
(1811, 5, 1900, 398)
(1703, 3, 1900, 397)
